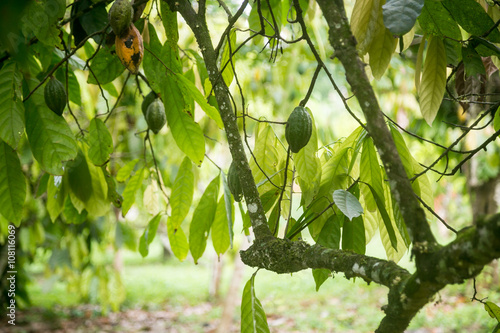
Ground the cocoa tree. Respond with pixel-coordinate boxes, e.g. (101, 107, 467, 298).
(1, 0, 500, 332)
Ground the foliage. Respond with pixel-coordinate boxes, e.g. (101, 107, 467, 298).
(0, 0, 500, 332)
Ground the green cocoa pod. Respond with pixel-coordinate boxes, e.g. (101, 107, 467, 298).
(109, 0, 133, 37)
(227, 161, 243, 202)
(146, 99, 166, 134)
(285, 106, 312, 153)
(44, 77, 67, 116)
(141, 91, 157, 117)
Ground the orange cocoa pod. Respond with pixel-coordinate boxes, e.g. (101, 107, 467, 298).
(115, 24, 144, 74)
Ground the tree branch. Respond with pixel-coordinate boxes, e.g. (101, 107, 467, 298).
(165, 0, 273, 241)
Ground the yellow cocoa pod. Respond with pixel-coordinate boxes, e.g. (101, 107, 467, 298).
(115, 24, 143, 74)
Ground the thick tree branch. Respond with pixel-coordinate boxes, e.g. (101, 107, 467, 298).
(165, 0, 273, 241)
(313, 0, 437, 259)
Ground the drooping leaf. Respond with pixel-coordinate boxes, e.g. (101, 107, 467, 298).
(333, 189, 364, 221)
(368, 9, 398, 80)
(189, 175, 220, 263)
(25, 80, 77, 176)
(115, 221, 137, 251)
(241, 273, 270, 333)
(221, 171, 234, 249)
(418, 36, 447, 126)
(116, 159, 139, 183)
(249, 124, 280, 195)
(312, 269, 331, 292)
(494, 107, 500, 132)
(139, 214, 162, 257)
(143, 180, 160, 216)
(342, 216, 366, 254)
(101, 166, 123, 208)
(88, 118, 113, 166)
(364, 182, 398, 250)
(87, 47, 125, 85)
(211, 196, 233, 256)
(382, 0, 424, 36)
(173, 72, 223, 128)
(0, 62, 24, 149)
(169, 157, 194, 230)
(350, 0, 382, 55)
(360, 137, 385, 212)
(0, 141, 26, 223)
(167, 217, 189, 261)
(160, 1, 179, 49)
(316, 214, 341, 249)
(63, 198, 87, 224)
(46, 175, 66, 222)
(121, 167, 145, 216)
(219, 29, 237, 87)
(443, 0, 500, 43)
(67, 149, 93, 203)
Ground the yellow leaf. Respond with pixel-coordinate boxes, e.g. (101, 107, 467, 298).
(351, 0, 381, 55)
(368, 20, 397, 79)
(418, 36, 447, 126)
(414, 35, 426, 92)
(399, 27, 415, 53)
(143, 180, 160, 215)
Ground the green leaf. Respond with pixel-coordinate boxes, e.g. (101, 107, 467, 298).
(364, 182, 398, 250)
(88, 118, 113, 166)
(241, 273, 270, 333)
(418, 0, 462, 40)
(350, 0, 381, 55)
(342, 216, 366, 254)
(174, 73, 223, 128)
(116, 159, 139, 182)
(121, 167, 145, 216)
(22, 0, 65, 47)
(221, 170, 234, 249)
(368, 11, 398, 80)
(211, 196, 233, 256)
(494, 107, 500, 132)
(167, 217, 189, 261)
(169, 157, 194, 230)
(418, 36, 447, 126)
(333, 189, 364, 221)
(139, 214, 162, 257)
(25, 81, 77, 176)
(160, 1, 179, 48)
(443, 0, 500, 43)
(462, 45, 486, 78)
(382, 0, 424, 36)
(219, 29, 237, 87)
(316, 214, 341, 249)
(63, 198, 87, 224)
(55, 66, 81, 105)
(102, 166, 123, 208)
(0, 141, 26, 223)
(46, 175, 66, 221)
(67, 149, 93, 203)
(75, 0, 108, 44)
(115, 221, 137, 251)
(189, 175, 220, 263)
(360, 137, 385, 212)
(249, 124, 280, 194)
(0, 62, 24, 149)
(87, 47, 125, 85)
(295, 108, 321, 206)
(485, 301, 500, 322)
(312, 269, 331, 292)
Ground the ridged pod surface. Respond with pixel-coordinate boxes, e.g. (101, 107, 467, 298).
(285, 106, 312, 153)
(146, 99, 166, 134)
(141, 91, 157, 117)
(115, 24, 144, 74)
(227, 161, 243, 202)
(109, 0, 133, 37)
(44, 77, 67, 116)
